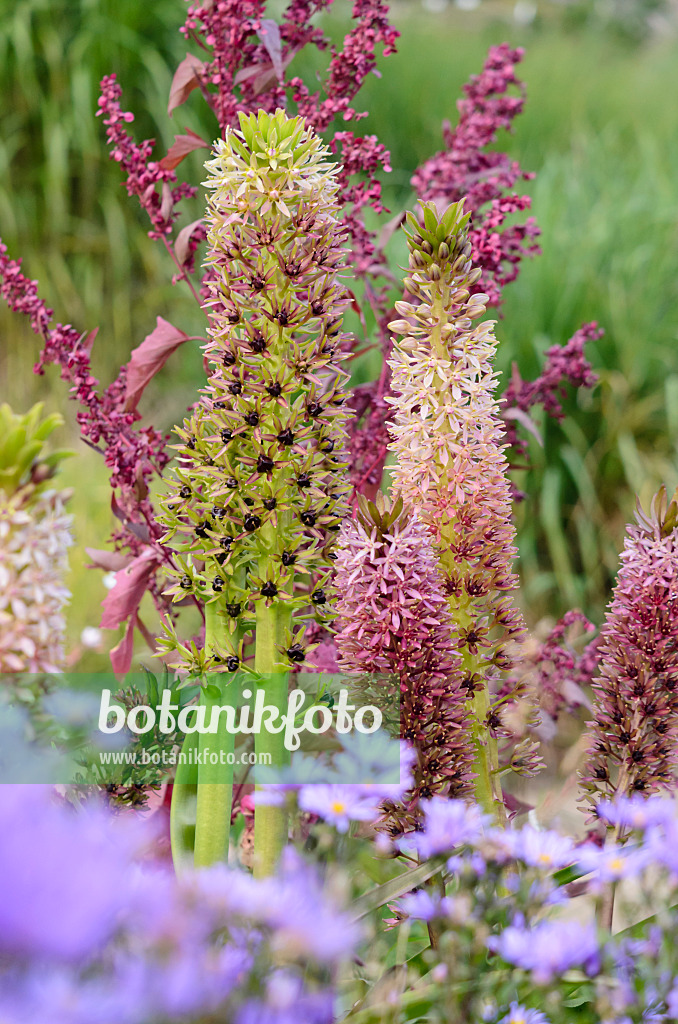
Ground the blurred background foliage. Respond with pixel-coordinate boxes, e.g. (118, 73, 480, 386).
(1, 0, 678, 664)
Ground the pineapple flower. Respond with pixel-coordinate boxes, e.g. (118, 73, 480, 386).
(333, 493, 474, 833)
(156, 109, 353, 670)
(385, 200, 526, 815)
(581, 487, 678, 812)
(0, 403, 73, 674)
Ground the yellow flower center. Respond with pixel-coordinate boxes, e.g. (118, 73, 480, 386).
(331, 800, 347, 815)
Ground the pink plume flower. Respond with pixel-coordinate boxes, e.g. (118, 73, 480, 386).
(582, 488, 678, 809)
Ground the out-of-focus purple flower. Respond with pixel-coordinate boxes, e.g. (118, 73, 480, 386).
(0, 785, 150, 962)
(298, 784, 381, 833)
(576, 844, 649, 887)
(396, 890, 446, 922)
(405, 798, 487, 858)
(500, 1002, 551, 1024)
(489, 825, 575, 871)
(488, 918, 601, 983)
(236, 971, 334, 1024)
(596, 795, 676, 832)
(192, 849, 361, 964)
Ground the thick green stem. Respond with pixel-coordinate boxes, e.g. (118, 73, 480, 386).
(193, 602, 240, 868)
(253, 516, 292, 877)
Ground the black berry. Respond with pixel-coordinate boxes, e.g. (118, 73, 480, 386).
(244, 514, 261, 532)
(311, 589, 326, 605)
(281, 551, 296, 566)
(212, 577, 224, 592)
(286, 644, 305, 663)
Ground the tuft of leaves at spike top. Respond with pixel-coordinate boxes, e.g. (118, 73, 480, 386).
(156, 109, 352, 669)
(581, 487, 678, 813)
(333, 493, 474, 832)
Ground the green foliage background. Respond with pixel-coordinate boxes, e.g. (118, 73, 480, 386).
(1, 0, 677, 662)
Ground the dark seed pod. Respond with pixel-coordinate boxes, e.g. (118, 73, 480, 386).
(226, 477, 238, 489)
(244, 514, 261, 532)
(263, 497, 277, 511)
(277, 428, 295, 446)
(186, 438, 196, 450)
(212, 577, 225, 592)
(222, 351, 236, 367)
(212, 505, 226, 519)
(266, 382, 282, 398)
(195, 521, 210, 538)
(180, 485, 191, 499)
(229, 381, 243, 396)
(257, 454, 274, 473)
(281, 551, 296, 566)
(286, 643, 305, 663)
(220, 429, 233, 444)
(311, 589, 326, 605)
(214, 400, 226, 410)
(307, 402, 323, 418)
(180, 575, 192, 590)
(226, 602, 241, 618)
(250, 332, 267, 353)
(296, 473, 311, 489)
(245, 411, 259, 427)
(220, 536, 233, 549)
(319, 438, 335, 453)
(261, 581, 278, 598)
(226, 656, 240, 671)
(300, 510, 317, 527)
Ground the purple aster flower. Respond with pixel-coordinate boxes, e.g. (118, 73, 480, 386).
(576, 843, 650, 888)
(490, 825, 575, 871)
(500, 1002, 551, 1024)
(488, 919, 601, 983)
(298, 784, 381, 833)
(396, 890, 448, 922)
(405, 797, 487, 858)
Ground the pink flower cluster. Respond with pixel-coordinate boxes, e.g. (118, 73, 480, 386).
(334, 499, 474, 823)
(502, 321, 601, 461)
(412, 44, 540, 309)
(96, 75, 197, 240)
(583, 489, 678, 806)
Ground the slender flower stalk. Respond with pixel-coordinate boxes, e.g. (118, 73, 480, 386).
(157, 109, 352, 873)
(386, 200, 525, 820)
(0, 404, 72, 675)
(333, 494, 474, 834)
(581, 487, 678, 812)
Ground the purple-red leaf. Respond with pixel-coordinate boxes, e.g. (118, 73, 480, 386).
(85, 548, 133, 573)
(168, 54, 206, 116)
(100, 548, 158, 631)
(174, 218, 205, 267)
(124, 316, 190, 411)
(256, 19, 284, 83)
(159, 129, 210, 171)
(110, 617, 136, 677)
